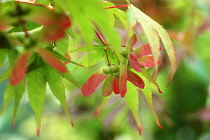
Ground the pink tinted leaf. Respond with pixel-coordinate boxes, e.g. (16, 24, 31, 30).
(37, 48, 67, 73)
(112, 77, 120, 94)
(127, 70, 144, 89)
(81, 72, 108, 96)
(129, 52, 141, 72)
(9, 52, 31, 86)
(138, 56, 160, 67)
(102, 75, 114, 97)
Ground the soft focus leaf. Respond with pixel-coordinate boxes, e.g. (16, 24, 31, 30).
(0, 81, 25, 116)
(130, 5, 176, 86)
(37, 48, 67, 73)
(45, 64, 74, 127)
(0, 67, 11, 83)
(81, 72, 108, 96)
(125, 82, 142, 135)
(8, 52, 31, 86)
(129, 52, 141, 72)
(130, 5, 160, 76)
(127, 70, 144, 89)
(27, 55, 46, 136)
(102, 75, 114, 97)
(94, 96, 111, 116)
(140, 74, 162, 129)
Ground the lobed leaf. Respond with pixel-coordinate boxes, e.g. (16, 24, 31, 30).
(27, 55, 46, 136)
(130, 5, 176, 86)
(81, 72, 108, 96)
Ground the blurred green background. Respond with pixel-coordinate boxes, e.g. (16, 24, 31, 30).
(0, 0, 210, 139)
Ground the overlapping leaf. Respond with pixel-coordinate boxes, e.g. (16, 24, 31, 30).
(129, 5, 176, 86)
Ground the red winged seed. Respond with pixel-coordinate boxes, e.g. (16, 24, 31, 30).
(37, 48, 67, 73)
(127, 70, 144, 89)
(135, 44, 162, 58)
(138, 56, 160, 67)
(119, 69, 127, 98)
(129, 34, 137, 49)
(102, 75, 114, 97)
(112, 77, 120, 94)
(129, 53, 141, 72)
(9, 52, 31, 86)
(81, 72, 108, 96)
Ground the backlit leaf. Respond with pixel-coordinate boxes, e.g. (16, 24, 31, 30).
(125, 82, 142, 135)
(130, 5, 176, 86)
(81, 72, 108, 96)
(130, 5, 160, 76)
(37, 48, 67, 73)
(27, 55, 46, 136)
(62, 71, 81, 88)
(8, 52, 31, 86)
(45, 64, 74, 127)
(0, 67, 11, 83)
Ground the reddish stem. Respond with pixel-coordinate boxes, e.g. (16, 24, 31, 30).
(95, 31, 107, 46)
(105, 5, 129, 9)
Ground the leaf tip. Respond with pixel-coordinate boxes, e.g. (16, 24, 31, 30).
(138, 125, 142, 135)
(158, 123, 163, 130)
(70, 119, 74, 127)
(36, 128, 40, 137)
(94, 109, 100, 116)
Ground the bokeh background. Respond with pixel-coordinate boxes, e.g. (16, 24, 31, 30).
(0, 0, 210, 140)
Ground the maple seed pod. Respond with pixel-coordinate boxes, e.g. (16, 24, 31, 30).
(110, 65, 119, 73)
(102, 66, 111, 74)
(122, 48, 128, 57)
